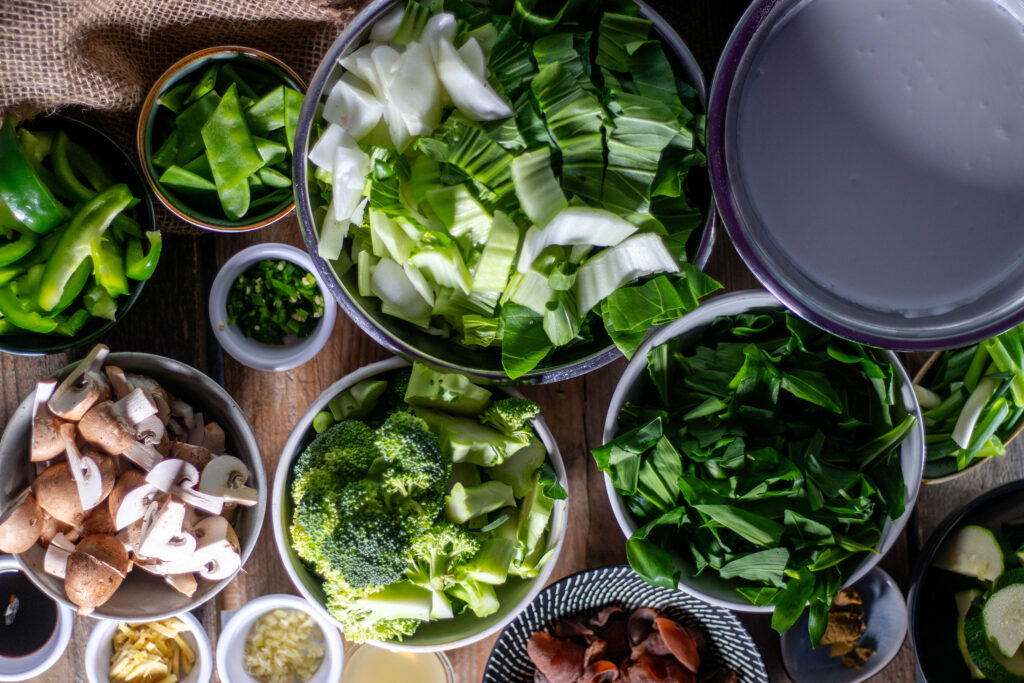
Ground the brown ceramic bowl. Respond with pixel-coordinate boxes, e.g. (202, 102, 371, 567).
(137, 46, 305, 232)
(915, 351, 1024, 484)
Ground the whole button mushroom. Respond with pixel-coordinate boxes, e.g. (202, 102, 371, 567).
(64, 534, 131, 615)
(0, 490, 45, 554)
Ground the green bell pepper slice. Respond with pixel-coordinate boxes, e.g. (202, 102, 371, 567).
(0, 228, 38, 267)
(66, 139, 114, 193)
(0, 228, 60, 286)
(0, 285, 58, 333)
(0, 117, 65, 234)
(126, 231, 162, 281)
(52, 130, 95, 203)
(53, 308, 90, 336)
(92, 233, 129, 296)
(38, 184, 132, 311)
(83, 283, 117, 320)
(52, 258, 92, 315)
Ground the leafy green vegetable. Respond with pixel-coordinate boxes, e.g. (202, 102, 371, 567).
(594, 310, 915, 643)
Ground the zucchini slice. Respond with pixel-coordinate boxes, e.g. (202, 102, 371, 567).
(958, 588, 987, 679)
(936, 525, 1005, 581)
(967, 599, 1024, 682)
(984, 583, 1024, 657)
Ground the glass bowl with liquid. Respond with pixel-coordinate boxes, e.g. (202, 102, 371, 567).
(0, 557, 73, 682)
(341, 645, 454, 683)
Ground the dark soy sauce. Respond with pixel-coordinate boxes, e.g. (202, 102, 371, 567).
(0, 569, 57, 657)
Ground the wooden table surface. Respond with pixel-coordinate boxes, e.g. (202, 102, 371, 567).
(5, 1, 1023, 681)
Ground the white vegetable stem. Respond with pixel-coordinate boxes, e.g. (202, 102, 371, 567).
(575, 232, 679, 315)
(517, 207, 639, 273)
(952, 376, 998, 449)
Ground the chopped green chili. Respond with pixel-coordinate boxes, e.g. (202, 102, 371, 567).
(226, 258, 325, 344)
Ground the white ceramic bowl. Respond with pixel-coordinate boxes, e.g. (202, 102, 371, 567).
(215, 594, 343, 683)
(209, 243, 337, 372)
(781, 566, 908, 683)
(0, 556, 73, 682)
(85, 611, 213, 683)
(602, 290, 925, 613)
(271, 357, 570, 652)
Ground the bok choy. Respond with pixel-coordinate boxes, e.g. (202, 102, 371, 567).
(308, 0, 716, 378)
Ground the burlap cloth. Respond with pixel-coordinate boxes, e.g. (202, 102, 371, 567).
(0, 0, 362, 233)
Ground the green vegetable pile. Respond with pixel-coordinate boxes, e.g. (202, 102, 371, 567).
(595, 309, 916, 642)
(310, 0, 720, 379)
(0, 117, 161, 338)
(935, 523, 1024, 681)
(913, 324, 1024, 478)
(226, 259, 325, 344)
(289, 362, 565, 642)
(149, 57, 303, 223)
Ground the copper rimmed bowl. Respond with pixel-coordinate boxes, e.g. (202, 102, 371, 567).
(291, 0, 717, 384)
(137, 46, 305, 232)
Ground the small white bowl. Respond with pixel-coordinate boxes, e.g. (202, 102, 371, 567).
(781, 566, 908, 683)
(601, 290, 925, 613)
(216, 593, 343, 683)
(0, 556, 73, 682)
(84, 610, 213, 683)
(210, 243, 337, 372)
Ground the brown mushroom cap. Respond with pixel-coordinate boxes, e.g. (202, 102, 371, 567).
(37, 512, 62, 547)
(78, 402, 136, 455)
(0, 492, 44, 553)
(107, 469, 146, 519)
(31, 415, 66, 462)
(64, 534, 130, 615)
(33, 454, 116, 526)
(81, 504, 116, 536)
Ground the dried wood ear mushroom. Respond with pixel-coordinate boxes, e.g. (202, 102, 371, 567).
(7, 343, 257, 616)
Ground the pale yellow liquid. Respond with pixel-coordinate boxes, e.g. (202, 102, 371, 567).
(340, 646, 450, 683)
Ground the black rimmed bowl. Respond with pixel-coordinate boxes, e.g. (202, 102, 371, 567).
(292, 0, 716, 384)
(0, 116, 153, 356)
(137, 46, 305, 233)
(708, 0, 1024, 351)
(908, 479, 1024, 682)
(483, 565, 769, 683)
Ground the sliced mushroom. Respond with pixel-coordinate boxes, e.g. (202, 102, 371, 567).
(31, 381, 66, 462)
(123, 442, 164, 471)
(77, 388, 158, 455)
(138, 498, 196, 561)
(81, 503, 116, 536)
(203, 422, 226, 454)
(43, 532, 76, 580)
(61, 424, 114, 510)
(0, 489, 44, 553)
(135, 415, 165, 447)
(65, 534, 131, 615)
(48, 345, 111, 421)
(37, 512, 61, 547)
(124, 374, 171, 425)
(115, 518, 144, 555)
(108, 470, 160, 531)
(104, 365, 133, 400)
(200, 456, 258, 507)
(170, 399, 195, 429)
(163, 573, 198, 597)
(34, 462, 89, 527)
(146, 459, 223, 514)
(170, 442, 212, 470)
(167, 419, 187, 439)
(149, 515, 241, 581)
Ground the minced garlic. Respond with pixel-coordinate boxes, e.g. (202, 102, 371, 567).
(243, 608, 326, 683)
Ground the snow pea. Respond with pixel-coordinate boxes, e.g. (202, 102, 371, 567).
(125, 231, 162, 281)
(0, 117, 65, 234)
(246, 85, 285, 136)
(174, 91, 221, 165)
(283, 86, 302, 155)
(201, 83, 264, 219)
(159, 165, 217, 195)
(157, 81, 192, 115)
(183, 64, 220, 107)
(37, 184, 131, 311)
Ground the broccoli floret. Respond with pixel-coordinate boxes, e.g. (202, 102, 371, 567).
(446, 576, 500, 618)
(404, 522, 479, 619)
(294, 421, 380, 482)
(479, 397, 540, 443)
(376, 412, 452, 502)
(324, 575, 426, 643)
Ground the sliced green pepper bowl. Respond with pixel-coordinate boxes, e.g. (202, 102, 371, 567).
(138, 46, 306, 232)
(0, 115, 152, 356)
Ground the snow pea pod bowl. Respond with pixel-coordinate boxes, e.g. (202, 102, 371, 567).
(599, 291, 925, 625)
(293, 0, 717, 384)
(138, 46, 305, 232)
(271, 357, 570, 651)
(209, 242, 337, 372)
(0, 115, 154, 356)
